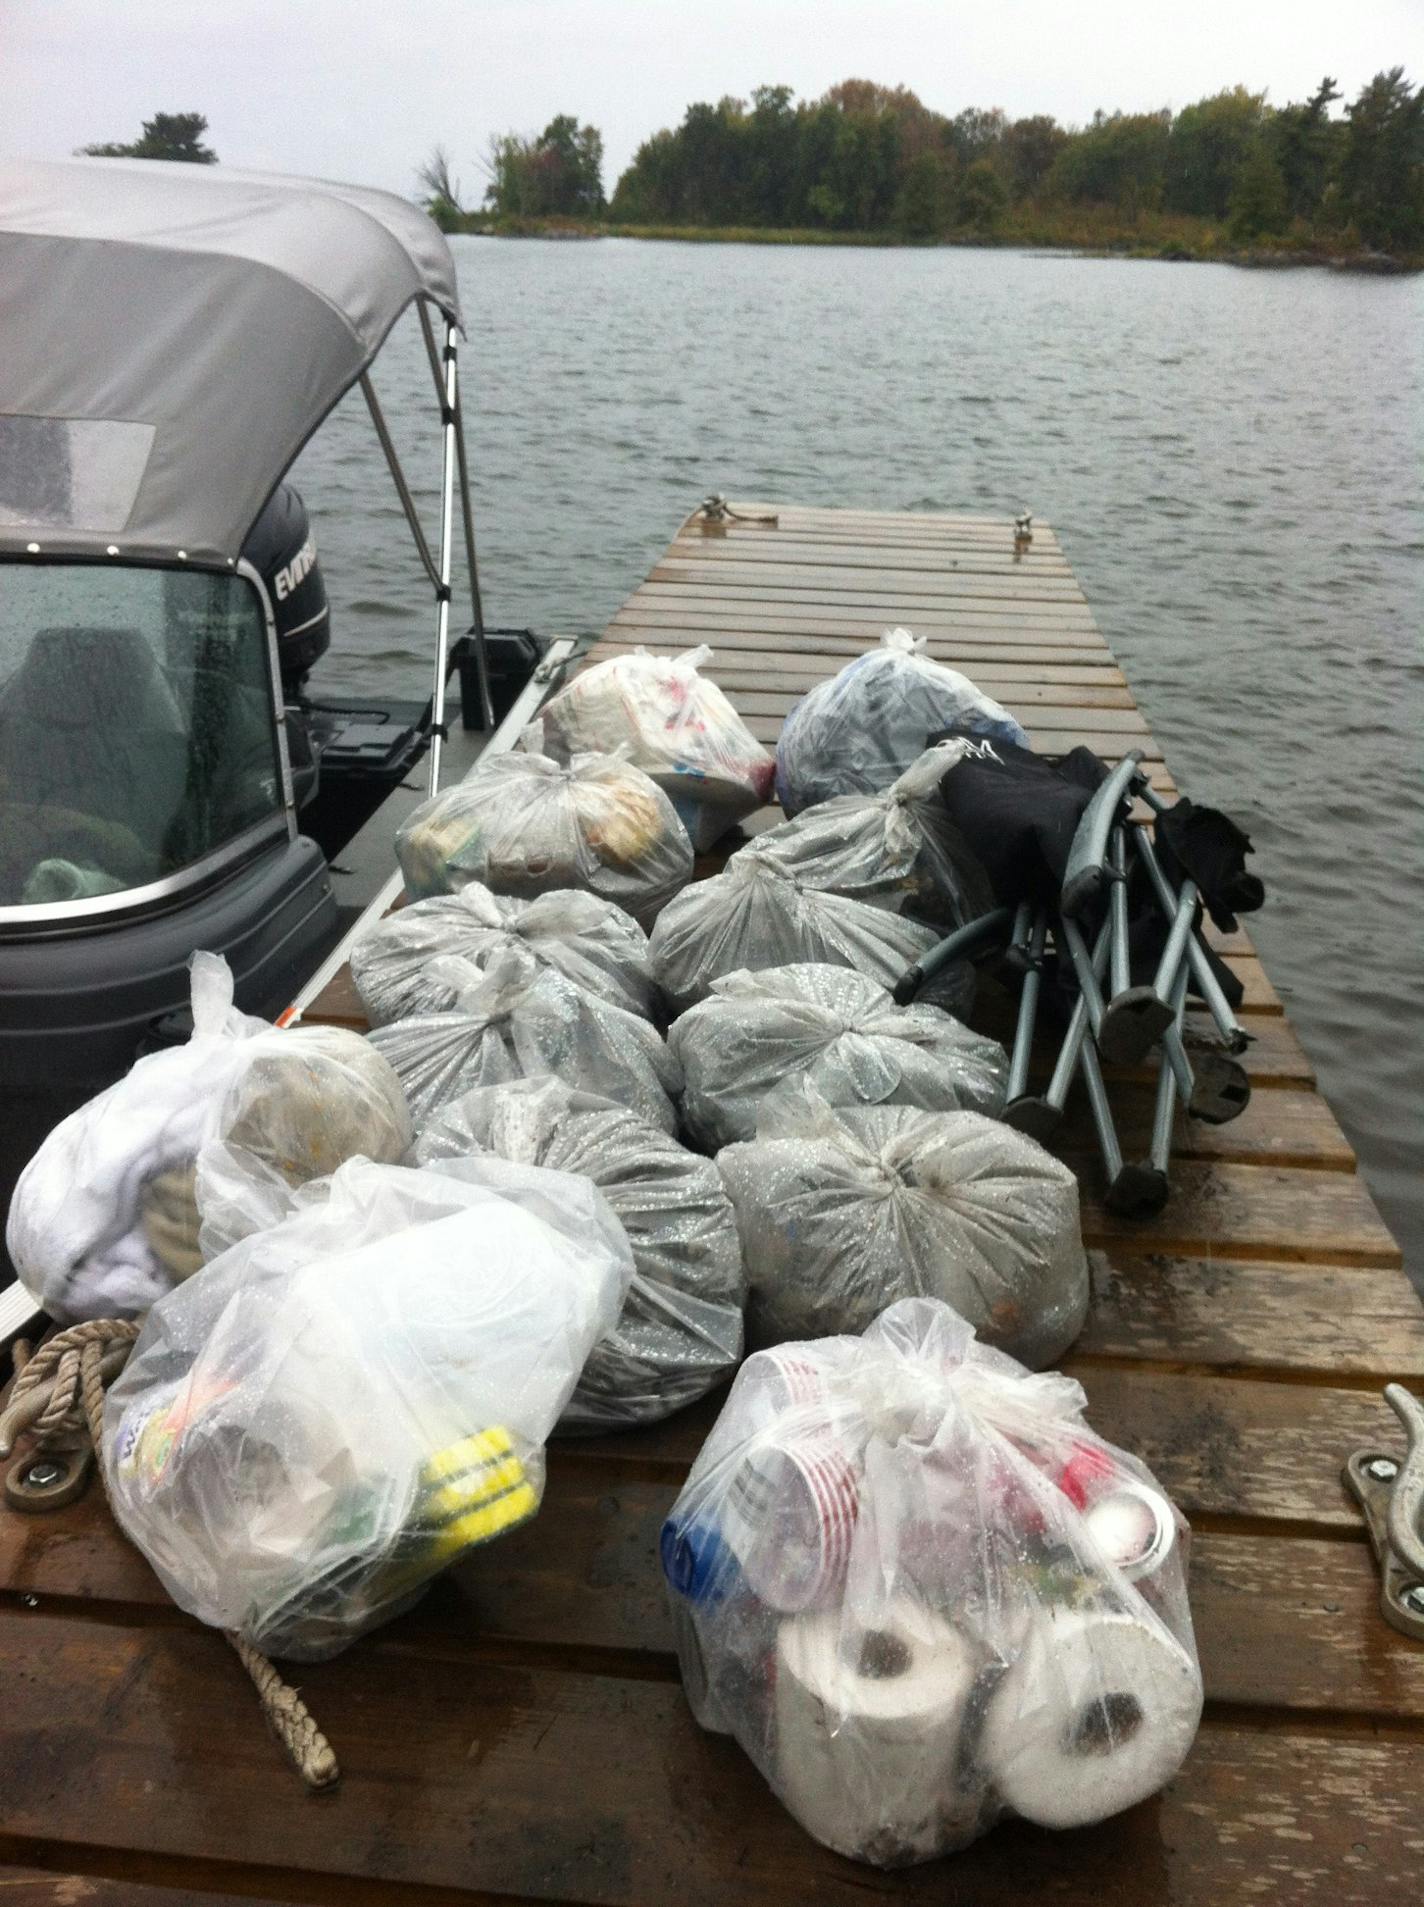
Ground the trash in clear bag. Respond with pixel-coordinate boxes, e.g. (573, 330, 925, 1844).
(752, 743, 996, 934)
(540, 645, 775, 851)
(6, 954, 412, 1323)
(648, 840, 973, 1018)
(775, 629, 1030, 817)
(367, 946, 682, 1133)
(670, 965, 1009, 1150)
(104, 1154, 634, 1661)
(717, 1083, 1088, 1369)
(395, 728, 693, 927)
(661, 1297, 1203, 1866)
(415, 1076, 745, 1429)
(349, 880, 659, 1027)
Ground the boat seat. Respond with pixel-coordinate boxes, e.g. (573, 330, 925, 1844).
(0, 624, 193, 873)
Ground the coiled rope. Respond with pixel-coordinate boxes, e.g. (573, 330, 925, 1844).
(1, 1320, 339, 1791)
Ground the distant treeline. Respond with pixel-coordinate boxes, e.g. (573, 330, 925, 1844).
(608, 75, 1422, 252)
(427, 71, 1423, 259)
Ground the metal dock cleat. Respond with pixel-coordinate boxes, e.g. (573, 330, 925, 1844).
(1343, 1383, 1424, 1640)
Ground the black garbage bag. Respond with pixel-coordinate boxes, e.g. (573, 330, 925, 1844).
(1154, 798, 1265, 935)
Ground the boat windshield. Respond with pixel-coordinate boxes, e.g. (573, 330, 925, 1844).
(0, 564, 283, 910)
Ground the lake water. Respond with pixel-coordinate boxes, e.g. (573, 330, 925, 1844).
(293, 237, 1424, 1280)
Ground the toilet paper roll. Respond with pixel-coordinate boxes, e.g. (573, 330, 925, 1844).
(774, 1599, 981, 1864)
(980, 1605, 1203, 1829)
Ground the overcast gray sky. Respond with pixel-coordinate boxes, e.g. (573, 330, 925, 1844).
(4, 0, 1421, 200)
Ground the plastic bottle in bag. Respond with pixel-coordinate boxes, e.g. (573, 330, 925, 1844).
(717, 1082, 1088, 1369)
(415, 1076, 746, 1429)
(540, 644, 775, 851)
(104, 1154, 634, 1660)
(395, 727, 693, 926)
(775, 629, 1030, 817)
(662, 1298, 1203, 1866)
(670, 964, 1008, 1149)
(6, 954, 412, 1322)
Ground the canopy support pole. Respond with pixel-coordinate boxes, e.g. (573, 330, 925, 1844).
(359, 372, 442, 595)
(428, 321, 461, 791)
(418, 300, 493, 732)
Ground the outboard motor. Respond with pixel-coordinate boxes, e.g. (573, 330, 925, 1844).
(241, 482, 330, 693)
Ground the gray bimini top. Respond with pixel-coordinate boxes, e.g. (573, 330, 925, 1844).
(0, 157, 460, 565)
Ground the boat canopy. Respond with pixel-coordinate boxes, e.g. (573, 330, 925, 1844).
(0, 157, 461, 566)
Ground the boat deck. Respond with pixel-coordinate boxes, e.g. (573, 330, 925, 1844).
(3, 507, 1420, 1906)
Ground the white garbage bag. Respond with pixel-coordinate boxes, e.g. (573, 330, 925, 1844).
(349, 881, 658, 1027)
(648, 841, 960, 1016)
(6, 954, 412, 1322)
(717, 1083, 1088, 1368)
(395, 730, 692, 927)
(103, 1154, 634, 1660)
(775, 628, 1030, 816)
(367, 948, 681, 1133)
(540, 644, 775, 851)
(416, 1076, 745, 1429)
(661, 1297, 1202, 1866)
(753, 744, 995, 933)
(670, 965, 1008, 1149)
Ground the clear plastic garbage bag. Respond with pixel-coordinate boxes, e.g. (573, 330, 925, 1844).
(349, 881, 658, 1027)
(671, 965, 1009, 1150)
(395, 729, 693, 927)
(775, 629, 1030, 817)
(661, 1297, 1202, 1866)
(648, 840, 970, 1017)
(415, 1076, 745, 1429)
(367, 947, 681, 1133)
(6, 954, 412, 1323)
(104, 1154, 633, 1660)
(540, 645, 775, 851)
(717, 1083, 1088, 1368)
(753, 744, 996, 934)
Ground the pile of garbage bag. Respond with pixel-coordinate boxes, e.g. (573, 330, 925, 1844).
(6, 954, 411, 1322)
(368, 948, 681, 1133)
(349, 881, 658, 1027)
(717, 1084, 1088, 1368)
(752, 744, 994, 933)
(662, 1298, 1202, 1866)
(415, 1077, 745, 1429)
(104, 1154, 633, 1660)
(540, 644, 774, 851)
(649, 841, 973, 1017)
(395, 731, 693, 926)
(775, 629, 1029, 816)
(671, 965, 1008, 1149)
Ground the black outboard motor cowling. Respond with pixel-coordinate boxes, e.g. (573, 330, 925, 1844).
(241, 482, 330, 692)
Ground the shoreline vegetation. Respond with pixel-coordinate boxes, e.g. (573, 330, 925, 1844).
(441, 208, 1420, 271)
(422, 71, 1424, 275)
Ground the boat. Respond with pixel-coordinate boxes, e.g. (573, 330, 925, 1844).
(0, 157, 551, 1303)
(2, 164, 1421, 1905)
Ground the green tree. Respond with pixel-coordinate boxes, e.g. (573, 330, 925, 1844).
(956, 157, 1007, 230)
(485, 115, 605, 218)
(1271, 77, 1342, 221)
(80, 112, 216, 163)
(1049, 109, 1171, 212)
(1165, 88, 1266, 217)
(1002, 115, 1068, 199)
(1228, 137, 1289, 239)
(1336, 68, 1424, 251)
(893, 150, 950, 236)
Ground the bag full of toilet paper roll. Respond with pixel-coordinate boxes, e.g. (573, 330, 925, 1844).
(349, 881, 658, 1027)
(774, 629, 1030, 817)
(660, 1296, 1203, 1867)
(415, 1076, 745, 1429)
(648, 839, 971, 1017)
(103, 1153, 634, 1661)
(368, 947, 681, 1134)
(6, 953, 413, 1323)
(395, 730, 693, 927)
(752, 744, 996, 935)
(540, 645, 775, 851)
(670, 964, 1008, 1149)
(717, 1082, 1088, 1369)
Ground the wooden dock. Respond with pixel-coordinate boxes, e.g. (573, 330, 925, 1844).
(2, 506, 1420, 1906)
